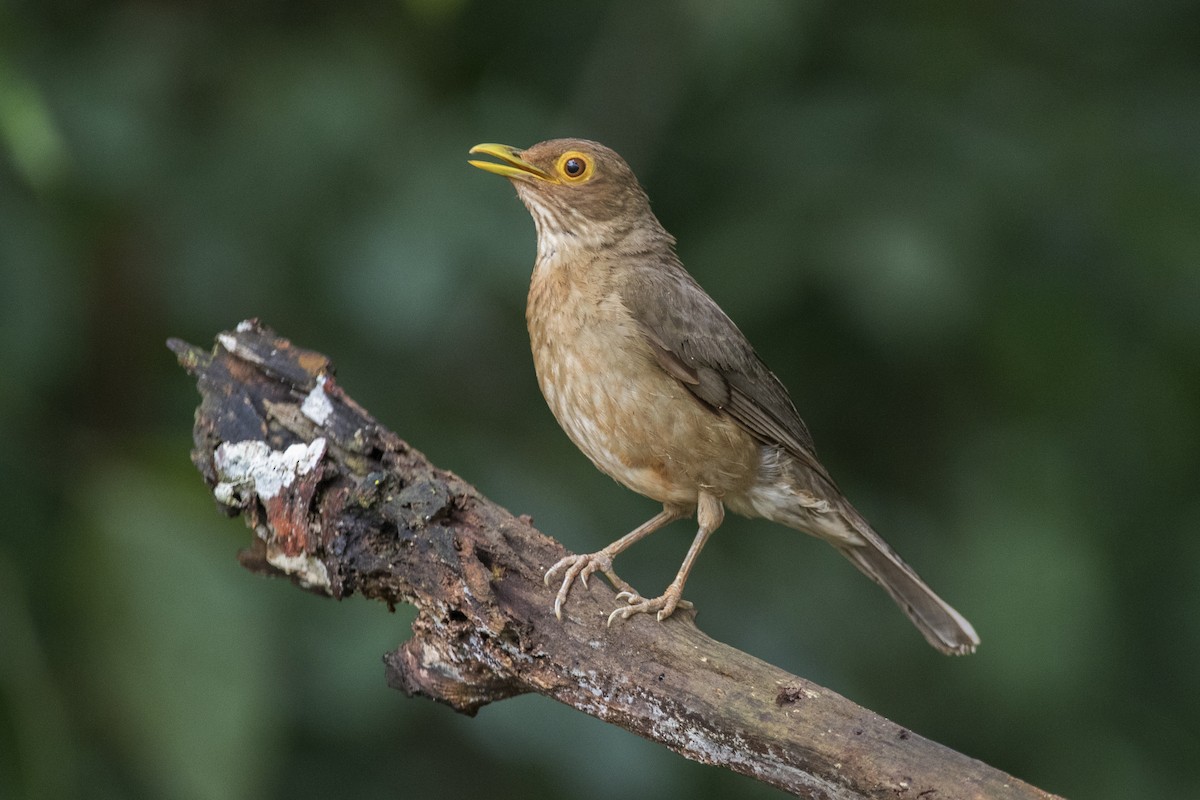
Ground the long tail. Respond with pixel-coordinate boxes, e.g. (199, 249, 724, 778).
(834, 516, 979, 655)
(750, 469, 980, 654)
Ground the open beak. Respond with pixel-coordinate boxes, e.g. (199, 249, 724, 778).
(468, 143, 555, 183)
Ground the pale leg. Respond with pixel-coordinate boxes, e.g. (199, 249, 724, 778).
(609, 490, 724, 624)
(545, 505, 687, 620)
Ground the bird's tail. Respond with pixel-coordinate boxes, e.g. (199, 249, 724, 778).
(749, 469, 979, 654)
(833, 514, 979, 655)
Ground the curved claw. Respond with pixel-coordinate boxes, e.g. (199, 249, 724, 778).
(544, 554, 579, 588)
(544, 552, 627, 620)
(606, 587, 687, 626)
(611, 591, 692, 611)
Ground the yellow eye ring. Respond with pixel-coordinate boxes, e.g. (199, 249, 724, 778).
(556, 151, 594, 182)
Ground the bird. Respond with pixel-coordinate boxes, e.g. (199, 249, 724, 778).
(468, 138, 979, 655)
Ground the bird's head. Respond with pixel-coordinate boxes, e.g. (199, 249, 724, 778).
(469, 138, 669, 256)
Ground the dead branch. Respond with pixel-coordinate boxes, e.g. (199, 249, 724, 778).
(169, 320, 1060, 800)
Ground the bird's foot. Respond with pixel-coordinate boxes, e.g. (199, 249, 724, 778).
(607, 588, 692, 626)
(545, 552, 637, 620)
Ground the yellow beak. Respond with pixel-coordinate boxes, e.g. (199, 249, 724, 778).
(468, 143, 555, 182)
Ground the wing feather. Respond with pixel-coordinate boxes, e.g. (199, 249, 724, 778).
(620, 259, 833, 485)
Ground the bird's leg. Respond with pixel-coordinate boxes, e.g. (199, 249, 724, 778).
(545, 505, 687, 620)
(610, 491, 725, 625)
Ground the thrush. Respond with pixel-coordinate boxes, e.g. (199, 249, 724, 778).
(469, 138, 979, 655)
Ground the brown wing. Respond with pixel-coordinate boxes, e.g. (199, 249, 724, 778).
(620, 258, 834, 486)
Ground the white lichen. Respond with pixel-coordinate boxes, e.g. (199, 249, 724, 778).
(265, 547, 332, 592)
(216, 332, 239, 355)
(300, 374, 334, 426)
(217, 329, 266, 365)
(213, 438, 326, 504)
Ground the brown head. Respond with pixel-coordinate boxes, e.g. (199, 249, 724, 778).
(469, 139, 673, 256)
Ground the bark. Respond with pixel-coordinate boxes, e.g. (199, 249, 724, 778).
(169, 320, 1061, 800)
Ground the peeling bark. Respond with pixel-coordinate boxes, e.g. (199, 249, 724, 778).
(170, 321, 1061, 800)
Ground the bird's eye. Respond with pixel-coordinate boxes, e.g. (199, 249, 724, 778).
(557, 151, 593, 182)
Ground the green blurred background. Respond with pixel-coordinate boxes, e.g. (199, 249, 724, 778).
(2, 1, 1197, 797)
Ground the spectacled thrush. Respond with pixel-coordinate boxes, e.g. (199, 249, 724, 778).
(469, 138, 979, 655)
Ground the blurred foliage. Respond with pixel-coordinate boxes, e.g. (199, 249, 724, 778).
(1, 1, 1197, 798)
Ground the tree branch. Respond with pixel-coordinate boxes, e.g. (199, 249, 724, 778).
(169, 320, 1060, 800)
